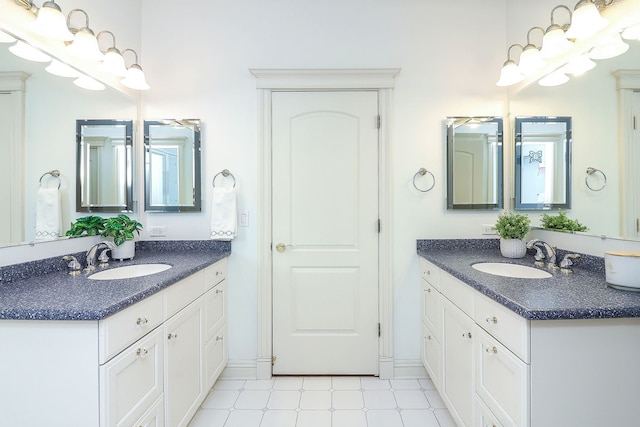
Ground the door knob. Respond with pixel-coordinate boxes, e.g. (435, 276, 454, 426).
(275, 243, 294, 252)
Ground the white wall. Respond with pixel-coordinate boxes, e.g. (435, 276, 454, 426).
(139, 0, 509, 367)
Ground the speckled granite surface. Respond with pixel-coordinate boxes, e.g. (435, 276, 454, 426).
(0, 241, 231, 321)
(417, 239, 640, 320)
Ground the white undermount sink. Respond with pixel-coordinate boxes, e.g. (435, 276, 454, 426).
(88, 263, 172, 280)
(471, 262, 552, 279)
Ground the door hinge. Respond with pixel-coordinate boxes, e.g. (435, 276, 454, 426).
(377, 115, 381, 129)
(272, 356, 277, 365)
(378, 323, 381, 337)
(377, 219, 381, 233)
(634, 116, 637, 130)
(637, 218, 639, 232)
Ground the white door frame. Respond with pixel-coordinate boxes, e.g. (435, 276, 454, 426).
(250, 68, 400, 379)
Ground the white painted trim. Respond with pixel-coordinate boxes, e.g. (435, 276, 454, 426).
(393, 359, 429, 379)
(252, 68, 399, 379)
(0, 72, 29, 245)
(613, 69, 640, 239)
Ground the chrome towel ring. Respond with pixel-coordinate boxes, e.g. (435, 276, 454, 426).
(39, 170, 61, 189)
(585, 167, 606, 191)
(213, 169, 236, 188)
(413, 168, 435, 192)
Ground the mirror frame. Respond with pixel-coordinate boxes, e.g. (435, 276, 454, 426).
(514, 116, 572, 211)
(144, 119, 202, 212)
(75, 119, 134, 213)
(446, 116, 504, 210)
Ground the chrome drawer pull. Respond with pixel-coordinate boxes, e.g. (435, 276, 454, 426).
(136, 348, 148, 358)
(486, 316, 498, 324)
(485, 346, 498, 354)
(215, 335, 223, 341)
(167, 332, 178, 340)
(426, 288, 431, 293)
(462, 332, 472, 339)
(136, 317, 149, 326)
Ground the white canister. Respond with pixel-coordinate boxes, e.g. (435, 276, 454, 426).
(604, 251, 640, 290)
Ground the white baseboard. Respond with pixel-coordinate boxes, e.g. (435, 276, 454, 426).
(219, 359, 258, 380)
(393, 359, 428, 379)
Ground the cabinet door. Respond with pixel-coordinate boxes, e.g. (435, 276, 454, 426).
(164, 300, 204, 427)
(422, 281, 442, 341)
(442, 298, 475, 427)
(205, 281, 226, 341)
(476, 327, 529, 427)
(205, 325, 227, 389)
(421, 321, 442, 390)
(100, 329, 163, 427)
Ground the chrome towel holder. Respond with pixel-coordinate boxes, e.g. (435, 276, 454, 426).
(585, 167, 607, 191)
(39, 170, 61, 189)
(413, 168, 435, 192)
(213, 169, 236, 188)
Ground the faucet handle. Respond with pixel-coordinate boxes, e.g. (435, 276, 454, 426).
(62, 255, 82, 276)
(560, 253, 581, 269)
(98, 249, 111, 268)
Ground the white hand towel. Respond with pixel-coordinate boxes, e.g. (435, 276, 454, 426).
(210, 187, 237, 240)
(35, 187, 61, 240)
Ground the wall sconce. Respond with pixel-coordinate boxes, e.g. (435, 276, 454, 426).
(97, 31, 127, 77)
(518, 27, 547, 75)
(66, 9, 104, 61)
(540, 5, 574, 59)
(121, 49, 150, 90)
(565, 0, 609, 39)
(496, 44, 524, 86)
(32, 1, 73, 41)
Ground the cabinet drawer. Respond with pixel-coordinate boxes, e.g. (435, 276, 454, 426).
(420, 258, 441, 290)
(100, 329, 163, 427)
(205, 282, 226, 341)
(475, 396, 504, 427)
(99, 291, 164, 363)
(421, 321, 442, 390)
(132, 395, 164, 427)
(440, 271, 474, 317)
(205, 259, 227, 291)
(205, 325, 227, 389)
(475, 327, 529, 427)
(475, 293, 530, 362)
(422, 282, 442, 341)
(165, 270, 205, 318)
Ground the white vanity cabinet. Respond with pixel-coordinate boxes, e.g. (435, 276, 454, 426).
(0, 257, 228, 427)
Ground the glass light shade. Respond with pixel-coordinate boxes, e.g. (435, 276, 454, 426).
(121, 64, 150, 90)
(9, 41, 51, 63)
(518, 45, 546, 75)
(32, 1, 74, 41)
(622, 24, 640, 41)
(563, 54, 596, 76)
(73, 75, 105, 91)
(46, 59, 80, 78)
(539, 69, 570, 86)
(589, 33, 629, 60)
(540, 26, 574, 58)
(496, 60, 524, 87)
(100, 48, 128, 77)
(0, 30, 16, 43)
(565, 1, 608, 40)
(66, 28, 104, 61)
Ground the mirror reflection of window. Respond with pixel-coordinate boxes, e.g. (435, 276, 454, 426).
(515, 117, 571, 210)
(446, 117, 503, 210)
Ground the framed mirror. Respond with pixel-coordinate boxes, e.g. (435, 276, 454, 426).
(144, 119, 202, 212)
(76, 119, 133, 213)
(446, 116, 503, 210)
(515, 116, 571, 210)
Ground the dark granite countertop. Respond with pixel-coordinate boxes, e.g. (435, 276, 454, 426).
(0, 241, 230, 321)
(417, 239, 640, 320)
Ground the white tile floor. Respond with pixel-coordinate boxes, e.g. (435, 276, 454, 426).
(188, 376, 457, 427)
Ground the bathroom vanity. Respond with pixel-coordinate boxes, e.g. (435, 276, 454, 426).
(0, 247, 229, 427)
(418, 240, 640, 427)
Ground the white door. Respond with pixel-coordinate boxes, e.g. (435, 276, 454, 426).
(272, 91, 379, 375)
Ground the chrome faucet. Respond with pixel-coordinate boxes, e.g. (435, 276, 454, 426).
(559, 253, 581, 273)
(62, 255, 82, 276)
(526, 239, 558, 269)
(85, 241, 116, 272)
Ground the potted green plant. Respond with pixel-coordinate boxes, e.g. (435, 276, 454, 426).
(65, 215, 105, 238)
(494, 212, 531, 258)
(541, 211, 588, 233)
(100, 215, 143, 260)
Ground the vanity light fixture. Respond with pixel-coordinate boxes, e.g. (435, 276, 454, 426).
(97, 31, 127, 77)
(73, 74, 105, 91)
(9, 39, 51, 62)
(565, 0, 609, 40)
(496, 44, 525, 86)
(45, 59, 80, 78)
(31, 1, 73, 41)
(66, 9, 104, 61)
(589, 31, 629, 59)
(121, 49, 150, 90)
(518, 27, 547, 75)
(540, 5, 574, 59)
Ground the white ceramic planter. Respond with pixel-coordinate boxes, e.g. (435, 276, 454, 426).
(110, 240, 135, 260)
(500, 238, 527, 258)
